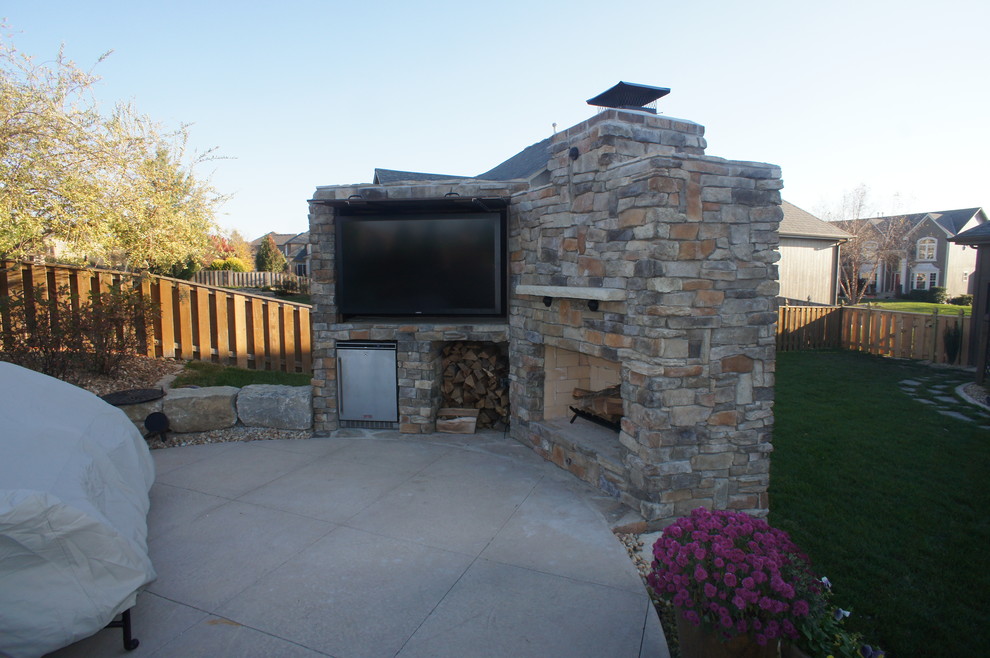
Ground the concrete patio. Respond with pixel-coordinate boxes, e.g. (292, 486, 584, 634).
(49, 430, 667, 657)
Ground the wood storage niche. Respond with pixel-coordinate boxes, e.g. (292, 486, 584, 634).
(440, 341, 509, 430)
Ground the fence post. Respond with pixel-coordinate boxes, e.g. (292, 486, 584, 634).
(931, 307, 940, 362)
(959, 309, 969, 366)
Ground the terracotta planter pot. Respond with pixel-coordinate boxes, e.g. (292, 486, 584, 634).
(675, 610, 779, 658)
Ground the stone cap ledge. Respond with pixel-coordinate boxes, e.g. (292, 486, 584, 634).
(515, 285, 626, 302)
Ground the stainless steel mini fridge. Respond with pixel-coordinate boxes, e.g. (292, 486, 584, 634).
(336, 341, 398, 427)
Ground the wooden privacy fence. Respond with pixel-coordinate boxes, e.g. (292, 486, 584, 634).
(192, 270, 310, 292)
(778, 305, 972, 366)
(2, 260, 974, 375)
(1, 261, 312, 373)
(776, 306, 843, 351)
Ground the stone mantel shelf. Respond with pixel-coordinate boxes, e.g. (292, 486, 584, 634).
(515, 285, 626, 302)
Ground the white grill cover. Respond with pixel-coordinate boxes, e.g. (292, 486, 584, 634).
(0, 362, 156, 658)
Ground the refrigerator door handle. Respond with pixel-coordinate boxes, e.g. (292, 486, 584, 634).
(337, 356, 346, 417)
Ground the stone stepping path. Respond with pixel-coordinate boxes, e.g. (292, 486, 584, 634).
(899, 370, 990, 426)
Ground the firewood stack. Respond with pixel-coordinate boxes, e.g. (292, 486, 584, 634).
(572, 385, 623, 425)
(440, 342, 509, 430)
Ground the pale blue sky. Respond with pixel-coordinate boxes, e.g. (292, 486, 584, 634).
(4, 0, 988, 240)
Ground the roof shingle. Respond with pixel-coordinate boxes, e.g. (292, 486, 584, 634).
(780, 202, 851, 240)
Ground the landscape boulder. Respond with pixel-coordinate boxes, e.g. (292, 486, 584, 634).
(118, 399, 163, 433)
(237, 385, 312, 430)
(164, 386, 239, 432)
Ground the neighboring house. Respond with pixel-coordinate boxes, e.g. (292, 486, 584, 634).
(777, 201, 850, 305)
(833, 207, 986, 298)
(283, 232, 311, 277)
(949, 221, 990, 380)
(250, 231, 311, 276)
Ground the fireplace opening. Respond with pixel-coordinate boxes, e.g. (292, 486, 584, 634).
(544, 346, 622, 428)
(569, 385, 622, 432)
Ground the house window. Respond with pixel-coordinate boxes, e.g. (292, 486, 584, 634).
(913, 272, 938, 290)
(917, 237, 936, 261)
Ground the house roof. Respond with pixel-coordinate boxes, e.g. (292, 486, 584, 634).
(830, 207, 985, 239)
(950, 220, 990, 245)
(919, 207, 984, 234)
(870, 207, 982, 236)
(373, 169, 470, 184)
(372, 137, 553, 187)
(780, 202, 851, 240)
(476, 138, 552, 181)
(250, 232, 297, 247)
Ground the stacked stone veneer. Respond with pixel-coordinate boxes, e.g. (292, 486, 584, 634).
(308, 180, 524, 434)
(309, 109, 781, 526)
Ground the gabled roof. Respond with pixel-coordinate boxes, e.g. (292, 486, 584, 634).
(372, 137, 552, 186)
(873, 207, 983, 237)
(923, 207, 984, 234)
(250, 232, 296, 247)
(950, 221, 990, 245)
(476, 138, 552, 181)
(780, 202, 851, 240)
(830, 207, 985, 239)
(373, 169, 470, 184)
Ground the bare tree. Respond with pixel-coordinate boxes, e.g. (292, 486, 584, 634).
(818, 185, 912, 305)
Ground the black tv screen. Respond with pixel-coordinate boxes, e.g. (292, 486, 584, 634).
(336, 212, 505, 318)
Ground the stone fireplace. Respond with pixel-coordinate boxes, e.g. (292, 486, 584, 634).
(308, 90, 781, 526)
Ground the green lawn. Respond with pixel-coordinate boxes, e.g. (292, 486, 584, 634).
(856, 300, 971, 316)
(770, 351, 989, 656)
(171, 360, 311, 387)
(273, 292, 312, 304)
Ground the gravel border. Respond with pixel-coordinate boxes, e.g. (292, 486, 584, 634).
(957, 382, 990, 412)
(146, 426, 313, 450)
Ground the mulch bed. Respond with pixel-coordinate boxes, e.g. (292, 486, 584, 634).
(0, 353, 185, 396)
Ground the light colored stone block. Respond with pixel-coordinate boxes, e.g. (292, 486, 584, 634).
(236, 384, 313, 430)
(118, 398, 163, 429)
(164, 386, 238, 432)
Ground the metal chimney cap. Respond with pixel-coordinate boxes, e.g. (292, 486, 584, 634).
(586, 82, 671, 113)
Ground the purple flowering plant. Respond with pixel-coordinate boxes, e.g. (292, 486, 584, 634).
(647, 507, 823, 647)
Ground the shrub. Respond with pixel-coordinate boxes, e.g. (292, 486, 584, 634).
(274, 275, 300, 296)
(949, 294, 973, 306)
(648, 508, 883, 656)
(208, 257, 249, 272)
(0, 285, 84, 379)
(903, 288, 950, 304)
(78, 281, 160, 376)
(648, 508, 821, 646)
(943, 322, 963, 364)
(151, 255, 202, 280)
(1, 279, 160, 378)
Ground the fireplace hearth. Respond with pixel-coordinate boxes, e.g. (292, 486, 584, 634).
(308, 88, 780, 527)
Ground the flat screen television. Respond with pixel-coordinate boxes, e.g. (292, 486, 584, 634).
(336, 211, 506, 318)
